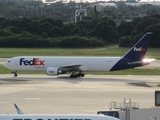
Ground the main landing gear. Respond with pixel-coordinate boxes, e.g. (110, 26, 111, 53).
(70, 73, 85, 78)
(12, 71, 17, 77)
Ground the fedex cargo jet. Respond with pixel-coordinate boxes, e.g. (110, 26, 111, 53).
(3, 32, 153, 78)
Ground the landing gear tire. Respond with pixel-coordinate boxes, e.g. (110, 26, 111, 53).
(14, 73, 17, 77)
(70, 74, 78, 78)
(70, 73, 85, 78)
(12, 71, 17, 77)
(70, 74, 74, 78)
(80, 73, 84, 77)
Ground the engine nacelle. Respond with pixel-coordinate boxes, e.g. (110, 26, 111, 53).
(46, 67, 62, 76)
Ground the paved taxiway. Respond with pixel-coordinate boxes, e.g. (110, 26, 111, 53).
(0, 74, 160, 114)
(0, 58, 7, 65)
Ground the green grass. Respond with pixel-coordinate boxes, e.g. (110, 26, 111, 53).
(0, 45, 159, 59)
(157, 84, 160, 87)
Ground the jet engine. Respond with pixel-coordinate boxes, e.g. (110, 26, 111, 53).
(46, 67, 62, 76)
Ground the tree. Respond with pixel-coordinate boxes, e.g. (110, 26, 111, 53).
(117, 21, 134, 37)
(92, 20, 113, 43)
(41, 32, 48, 38)
(52, 27, 63, 37)
(119, 36, 132, 47)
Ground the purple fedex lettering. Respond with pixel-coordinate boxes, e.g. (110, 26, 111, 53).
(20, 58, 44, 66)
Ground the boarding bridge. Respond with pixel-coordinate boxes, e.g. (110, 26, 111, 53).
(97, 97, 160, 120)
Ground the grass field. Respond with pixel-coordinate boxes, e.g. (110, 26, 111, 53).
(0, 45, 160, 59)
(0, 45, 160, 75)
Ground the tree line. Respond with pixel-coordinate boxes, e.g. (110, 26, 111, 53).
(1, 1, 160, 48)
(0, 16, 114, 48)
(1, 14, 160, 48)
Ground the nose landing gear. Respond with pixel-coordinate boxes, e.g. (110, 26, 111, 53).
(12, 71, 17, 77)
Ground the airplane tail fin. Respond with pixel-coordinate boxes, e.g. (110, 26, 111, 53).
(110, 32, 153, 71)
(123, 32, 153, 61)
(14, 103, 24, 114)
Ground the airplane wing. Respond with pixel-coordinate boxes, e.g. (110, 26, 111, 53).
(59, 64, 82, 71)
(46, 64, 86, 76)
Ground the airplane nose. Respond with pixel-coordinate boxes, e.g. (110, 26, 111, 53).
(3, 61, 9, 69)
(3, 62, 7, 68)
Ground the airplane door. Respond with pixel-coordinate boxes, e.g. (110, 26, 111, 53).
(15, 59, 18, 66)
(14, 58, 20, 70)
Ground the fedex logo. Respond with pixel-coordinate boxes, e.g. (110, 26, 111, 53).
(49, 71, 54, 73)
(20, 58, 45, 66)
(134, 47, 146, 52)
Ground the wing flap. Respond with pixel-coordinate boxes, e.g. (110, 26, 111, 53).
(59, 64, 82, 71)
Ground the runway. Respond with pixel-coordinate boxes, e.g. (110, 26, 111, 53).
(0, 74, 160, 114)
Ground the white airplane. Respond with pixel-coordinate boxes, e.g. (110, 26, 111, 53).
(1, 103, 120, 120)
(3, 32, 153, 78)
(10, 104, 119, 120)
(0, 114, 119, 120)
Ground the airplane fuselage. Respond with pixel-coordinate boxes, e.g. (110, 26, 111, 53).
(4, 56, 121, 72)
(0, 114, 119, 120)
